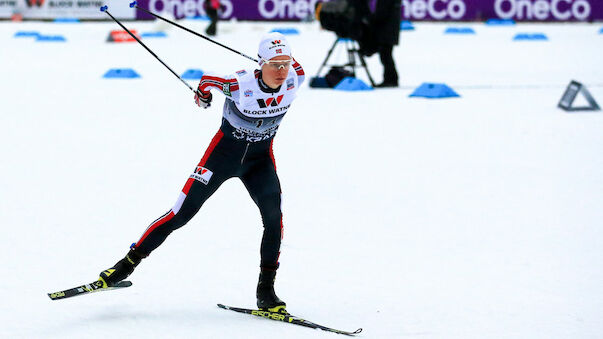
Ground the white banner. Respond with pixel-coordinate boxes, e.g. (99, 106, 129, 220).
(1, 0, 135, 19)
(0, 0, 19, 17)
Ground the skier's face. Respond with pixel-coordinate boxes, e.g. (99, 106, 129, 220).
(262, 55, 292, 89)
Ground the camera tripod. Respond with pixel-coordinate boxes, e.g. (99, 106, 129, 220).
(313, 37, 376, 87)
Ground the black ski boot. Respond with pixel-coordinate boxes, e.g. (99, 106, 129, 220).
(256, 269, 286, 313)
(99, 248, 144, 287)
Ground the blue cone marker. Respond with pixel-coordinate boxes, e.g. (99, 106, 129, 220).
(130, 1, 137, 8)
(100, 5, 108, 12)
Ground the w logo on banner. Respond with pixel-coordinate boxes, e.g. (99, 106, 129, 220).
(26, 0, 44, 7)
(257, 95, 284, 108)
(271, 40, 281, 45)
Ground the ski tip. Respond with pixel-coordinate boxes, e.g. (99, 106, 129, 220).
(337, 328, 362, 336)
(115, 280, 133, 287)
(129, 1, 137, 8)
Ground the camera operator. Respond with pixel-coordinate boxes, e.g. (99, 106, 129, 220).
(371, 0, 401, 87)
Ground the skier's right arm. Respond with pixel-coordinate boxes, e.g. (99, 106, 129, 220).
(195, 72, 240, 109)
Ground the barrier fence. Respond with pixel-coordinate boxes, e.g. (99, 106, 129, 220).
(2, 0, 603, 21)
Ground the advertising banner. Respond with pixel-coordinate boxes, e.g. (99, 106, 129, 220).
(399, 0, 603, 21)
(134, 0, 320, 21)
(1, 0, 134, 19)
(134, 0, 603, 22)
(2, 0, 602, 21)
(0, 0, 17, 18)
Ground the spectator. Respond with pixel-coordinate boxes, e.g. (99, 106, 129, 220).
(204, 0, 221, 36)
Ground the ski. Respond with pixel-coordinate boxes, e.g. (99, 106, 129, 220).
(217, 304, 362, 336)
(47, 280, 132, 300)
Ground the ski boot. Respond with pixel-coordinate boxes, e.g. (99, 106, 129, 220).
(256, 268, 287, 313)
(99, 248, 144, 288)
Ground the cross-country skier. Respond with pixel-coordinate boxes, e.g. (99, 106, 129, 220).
(99, 32, 304, 313)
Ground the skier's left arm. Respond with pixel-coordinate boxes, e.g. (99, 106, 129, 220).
(292, 58, 305, 86)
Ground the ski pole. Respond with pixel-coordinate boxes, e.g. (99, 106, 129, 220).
(128, 1, 258, 63)
(100, 5, 200, 96)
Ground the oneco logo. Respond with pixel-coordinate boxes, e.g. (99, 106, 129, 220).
(148, 0, 233, 19)
(258, 0, 320, 19)
(494, 0, 591, 20)
(402, 0, 467, 20)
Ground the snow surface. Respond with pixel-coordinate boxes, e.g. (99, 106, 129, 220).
(1, 19, 603, 339)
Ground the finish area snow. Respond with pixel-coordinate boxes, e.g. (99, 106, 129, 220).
(1, 20, 603, 338)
